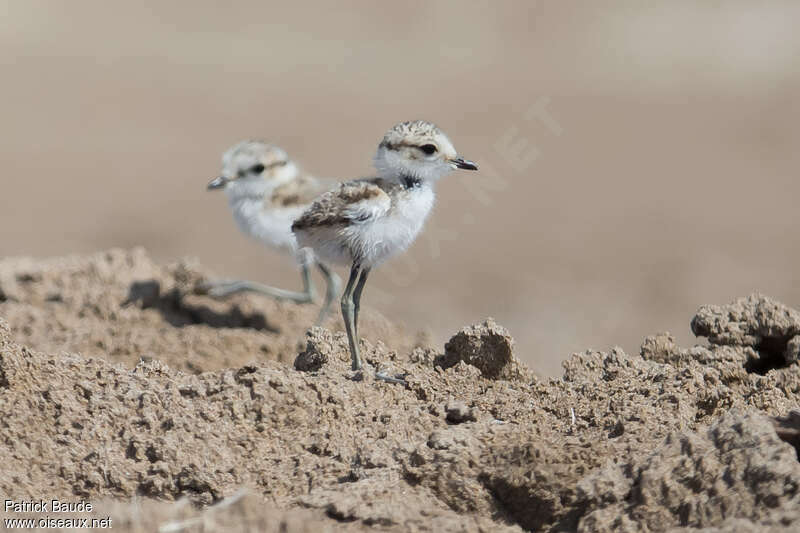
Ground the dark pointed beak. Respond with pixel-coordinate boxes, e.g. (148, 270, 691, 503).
(207, 176, 228, 190)
(451, 157, 478, 171)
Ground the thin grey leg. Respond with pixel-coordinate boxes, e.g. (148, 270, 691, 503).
(199, 256, 317, 304)
(341, 263, 362, 371)
(299, 255, 316, 299)
(200, 279, 316, 302)
(349, 267, 405, 385)
(352, 267, 371, 340)
(314, 261, 341, 327)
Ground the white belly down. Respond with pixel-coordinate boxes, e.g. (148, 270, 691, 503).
(295, 185, 434, 268)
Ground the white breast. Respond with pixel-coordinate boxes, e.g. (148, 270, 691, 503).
(229, 196, 305, 254)
(345, 185, 435, 267)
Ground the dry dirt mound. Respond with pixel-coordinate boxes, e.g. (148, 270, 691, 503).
(0, 248, 421, 373)
(1, 252, 799, 532)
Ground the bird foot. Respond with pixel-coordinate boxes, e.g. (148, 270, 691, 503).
(349, 367, 408, 386)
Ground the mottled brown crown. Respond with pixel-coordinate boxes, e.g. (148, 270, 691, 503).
(222, 140, 289, 177)
(379, 120, 443, 150)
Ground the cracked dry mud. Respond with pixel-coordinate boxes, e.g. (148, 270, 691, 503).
(1, 250, 799, 532)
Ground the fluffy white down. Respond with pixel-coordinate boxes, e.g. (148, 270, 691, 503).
(295, 184, 435, 268)
(229, 196, 305, 254)
(221, 161, 305, 255)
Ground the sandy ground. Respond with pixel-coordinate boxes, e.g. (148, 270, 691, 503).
(2, 3, 800, 530)
(0, 249, 799, 532)
(3, 2, 800, 375)
(0, 249, 423, 374)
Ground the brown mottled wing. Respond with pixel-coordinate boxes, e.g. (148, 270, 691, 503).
(292, 178, 391, 231)
(267, 174, 334, 208)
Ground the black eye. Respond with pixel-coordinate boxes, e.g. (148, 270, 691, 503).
(250, 163, 265, 174)
(419, 144, 437, 155)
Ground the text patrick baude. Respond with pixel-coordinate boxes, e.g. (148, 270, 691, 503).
(5, 499, 94, 513)
(4, 500, 112, 529)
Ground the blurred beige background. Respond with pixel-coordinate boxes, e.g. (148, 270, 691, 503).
(2, 1, 799, 375)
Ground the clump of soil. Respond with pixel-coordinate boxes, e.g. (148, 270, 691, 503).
(1, 252, 799, 532)
(691, 293, 800, 372)
(438, 317, 525, 380)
